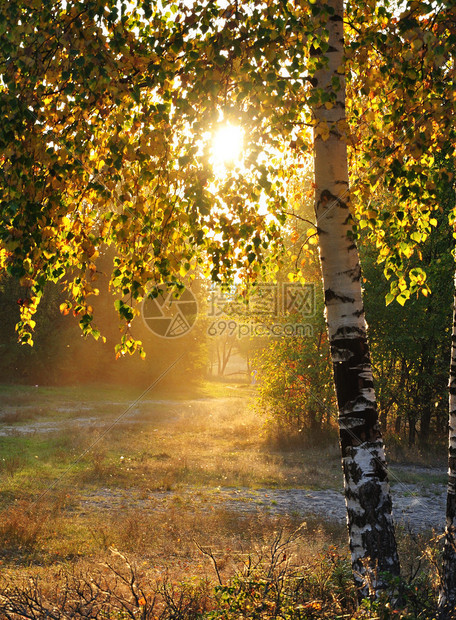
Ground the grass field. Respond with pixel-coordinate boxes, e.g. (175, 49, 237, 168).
(0, 380, 443, 618)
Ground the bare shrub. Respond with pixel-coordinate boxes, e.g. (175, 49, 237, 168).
(0, 455, 26, 478)
(0, 548, 213, 619)
(0, 500, 45, 552)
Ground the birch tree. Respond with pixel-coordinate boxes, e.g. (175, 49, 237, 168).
(312, 0, 399, 596)
(440, 272, 456, 616)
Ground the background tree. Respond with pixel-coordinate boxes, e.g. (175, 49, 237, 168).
(255, 322, 336, 443)
(362, 211, 453, 449)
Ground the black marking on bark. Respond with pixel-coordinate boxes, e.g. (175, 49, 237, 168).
(333, 325, 365, 338)
(345, 265, 361, 282)
(332, 347, 355, 362)
(343, 451, 388, 488)
(339, 411, 378, 448)
(331, 335, 379, 453)
(352, 307, 364, 317)
(316, 189, 349, 213)
(447, 494, 456, 521)
(330, 14, 343, 21)
(325, 288, 355, 304)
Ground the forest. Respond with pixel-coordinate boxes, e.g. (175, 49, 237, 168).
(1, 0, 456, 618)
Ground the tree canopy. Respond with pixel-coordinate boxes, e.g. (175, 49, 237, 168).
(1, 1, 455, 353)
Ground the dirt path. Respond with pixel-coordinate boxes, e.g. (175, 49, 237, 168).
(77, 478, 447, 533)
(0, 397, 224, 436)
(1, 397, 448, 532)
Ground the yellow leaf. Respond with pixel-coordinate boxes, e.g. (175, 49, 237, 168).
(315, 121, 330, 141)
(179, 264, 188, 278)
(403, 246, 413, 258)
(19, 276, 34, 288)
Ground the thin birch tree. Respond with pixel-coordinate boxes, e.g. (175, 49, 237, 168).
(439, 269, 456, 616)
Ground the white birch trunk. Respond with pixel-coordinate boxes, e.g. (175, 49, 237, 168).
(439, 267, 456, 617)
(312, 0, 400, 597)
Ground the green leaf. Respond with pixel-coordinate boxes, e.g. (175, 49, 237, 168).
(385, 292, 395, 306)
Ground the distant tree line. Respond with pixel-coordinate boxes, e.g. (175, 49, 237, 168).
(0, 252, 206, 388)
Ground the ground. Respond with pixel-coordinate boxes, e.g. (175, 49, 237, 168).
(0, 381, 446, 616)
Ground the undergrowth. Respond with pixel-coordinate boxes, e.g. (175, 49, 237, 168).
(0, 528, 442, 619)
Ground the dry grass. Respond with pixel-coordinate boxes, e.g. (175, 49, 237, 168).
(0, 532, 358, 620)
(0, 522, 439, 619)
(0, 382, 348, 600)
(0, 389, 344, 505)
(0, 381, 444, 618)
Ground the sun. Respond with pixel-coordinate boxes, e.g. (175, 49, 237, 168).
(211, 123, 244, 168)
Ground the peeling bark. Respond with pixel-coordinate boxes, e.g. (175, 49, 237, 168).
(439, 268, 456, 618)
(312, 0, 400, 598)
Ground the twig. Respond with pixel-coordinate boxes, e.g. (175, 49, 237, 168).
(195, 542, 224, 586)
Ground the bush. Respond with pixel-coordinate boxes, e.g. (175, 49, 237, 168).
(254, 328, 337, 443)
